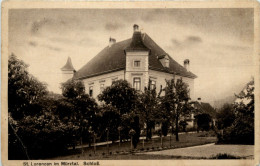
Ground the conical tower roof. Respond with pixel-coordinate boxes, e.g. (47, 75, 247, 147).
(61, 57, 75, 71)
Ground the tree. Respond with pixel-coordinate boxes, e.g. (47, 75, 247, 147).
(8, 54, 58, 159)
(99, 105, 120, 142)
(8, 54, 47, 120)
(8, 91, 76, 159)
(13, 101, 74, 158)
(179, 120, 188, 132)
(216, 103, 235, 130)
(131, 115, 141, 148)
(98, 80, 139, 142)
(221, 80, 254, 144)
(61, 79, 85, 99)
(161, 121, 169, 136)
(195, 113, 212, 131)
(137, 82, 158, 140)
(61, 79, 99, 147)
(160, 77, 191, 141)
(98, 80, 138, 115)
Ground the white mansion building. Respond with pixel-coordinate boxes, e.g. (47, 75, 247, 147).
(61, 24, 197, 101)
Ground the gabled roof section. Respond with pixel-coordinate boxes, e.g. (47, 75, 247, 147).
(74, 39, 130, 79)
(61, 57, 75, 71)
(142, 34, 197, 78)
(193, 101, 216, 118)
(125, 32, 150, 52)
(74, 32, 197, 80)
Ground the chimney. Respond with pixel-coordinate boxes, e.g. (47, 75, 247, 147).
(133, 24, 139, 32)
(109, 37, 116, 47)
(184, 59, 190, 72)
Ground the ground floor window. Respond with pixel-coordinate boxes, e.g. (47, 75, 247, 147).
(150, 80, 156, 89)
(89, 86, 93, 97)
(100, 84, 104, 92)
(112, 77, 118, 83)
(133, 77, 141, 91)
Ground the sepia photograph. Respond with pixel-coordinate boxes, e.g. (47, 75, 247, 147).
(1, 1, 260, 166)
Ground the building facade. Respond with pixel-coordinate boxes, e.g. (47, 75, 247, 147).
(61, 24, 197, 101)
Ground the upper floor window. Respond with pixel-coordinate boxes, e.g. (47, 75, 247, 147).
(100, 84, 105, 92)
(133, 77, 141, 91)
(158, 55, 170, 68)
(134, 60, 141, 67)
(150, 80, 156, 89)
(89, 86, 93, 97)
(112, 77, 118, 83)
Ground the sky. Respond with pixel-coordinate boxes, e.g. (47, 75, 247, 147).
(8, 8, 255, 105)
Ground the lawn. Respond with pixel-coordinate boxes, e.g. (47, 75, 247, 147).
(49, 132, 217, 160)
(142, 144, 254, 159)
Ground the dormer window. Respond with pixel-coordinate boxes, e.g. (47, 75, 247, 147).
(134, 60, 141, 67)
(158, 54, 170, 68)
(165, 58, 169, 68)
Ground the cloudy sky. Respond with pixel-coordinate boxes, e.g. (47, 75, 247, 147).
(9, 8, 254, 105)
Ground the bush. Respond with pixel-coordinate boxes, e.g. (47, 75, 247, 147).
(162, 121, 169, 136)
(216, 103, 235, 130)
(219, 122, 254, 145)
(195, 113, 212, 131)
(9, 107, 74, 159)
(186, 127, 197, 132)
(179, 120, 188, 132)
(198, 130, 216, 137)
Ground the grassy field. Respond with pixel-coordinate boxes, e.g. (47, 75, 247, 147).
(50, 132, 217, 160)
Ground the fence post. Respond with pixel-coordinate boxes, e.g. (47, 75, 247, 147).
(106, 128, 109, 155)
(131, 136, 133, 150)
(170, 134, 171, 147)
(94, 133, 96, 154)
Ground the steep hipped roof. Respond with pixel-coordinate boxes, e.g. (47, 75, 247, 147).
(74, 33, 197, 79)
(61, 57, 75, 71)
